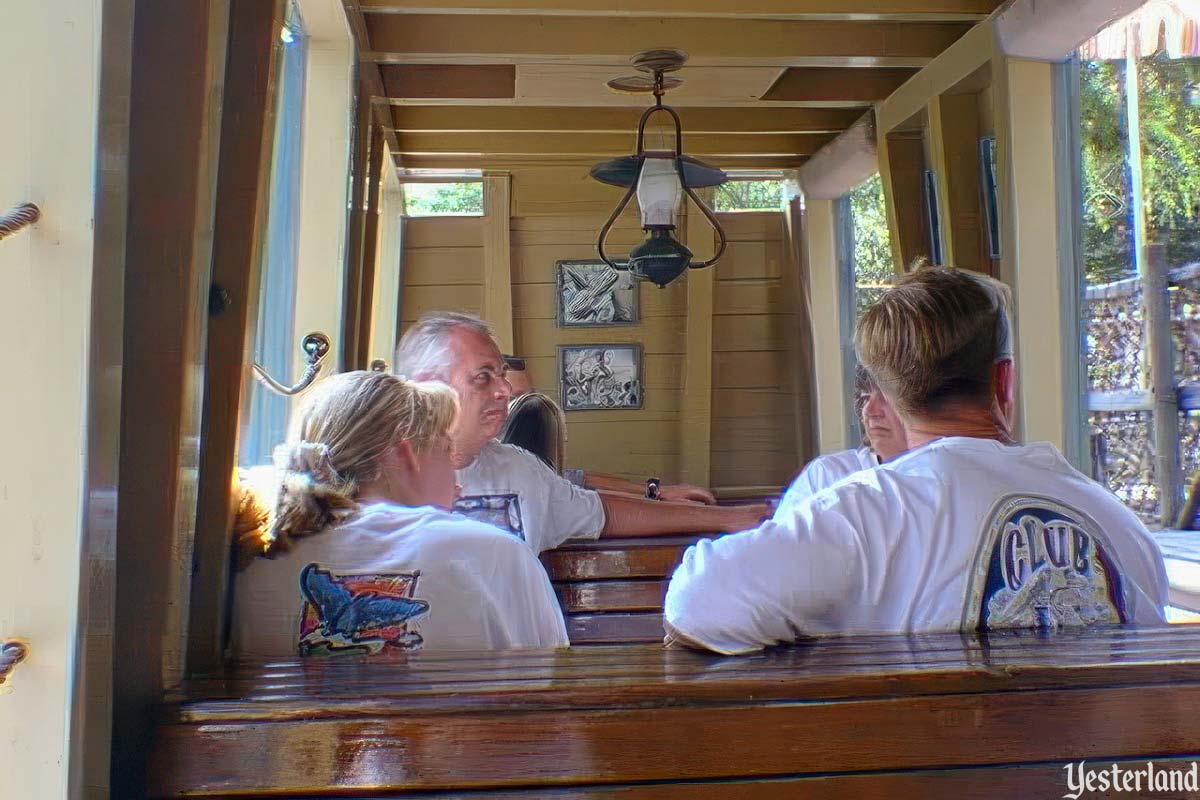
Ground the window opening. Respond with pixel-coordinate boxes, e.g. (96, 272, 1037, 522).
(1076, 6, 1200, 526)
(713, 178, 785, 213)
(240, 1, 307, 467)
(402, 181, 484, 216)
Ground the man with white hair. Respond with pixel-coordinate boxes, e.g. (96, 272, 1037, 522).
(395, 312, 767, 555)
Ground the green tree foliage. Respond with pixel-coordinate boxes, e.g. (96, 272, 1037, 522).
(403, 182, 484, 215)
(714, 180, 782, 211)
(1081, 57, 1200, 284)
(848, 174, 894, 317)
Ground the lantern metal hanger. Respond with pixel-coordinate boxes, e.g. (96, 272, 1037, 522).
(590, 49, 729, 288)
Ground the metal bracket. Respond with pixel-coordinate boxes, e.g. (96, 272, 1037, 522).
(251, 332, 331, 396)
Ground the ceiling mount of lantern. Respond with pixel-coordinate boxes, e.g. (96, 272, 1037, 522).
(589, 49, 729, 289)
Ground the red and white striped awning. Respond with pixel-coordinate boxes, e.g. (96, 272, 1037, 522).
(1078, 0, 1200, 59)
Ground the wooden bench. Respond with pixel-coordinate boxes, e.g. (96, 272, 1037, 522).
(540, 535, 716, 644)
(148, 626, 1200, 798)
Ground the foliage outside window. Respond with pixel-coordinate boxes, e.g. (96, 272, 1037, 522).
(848, 174, 893, 319)
(713, 180, 784, 212)
(403, 182, 484, 216)
(1078, 28, 1200, 526)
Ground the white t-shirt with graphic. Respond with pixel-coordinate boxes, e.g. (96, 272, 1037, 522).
(665, 438, 1169, 654)
(231, 503, 569, 658)
(776, 447, 878, 518)
(455, 439, 605, 554)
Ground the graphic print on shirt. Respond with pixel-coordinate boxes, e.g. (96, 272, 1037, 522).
(962, 495, 1128, 631)
(454, 493, 525, 540)
(298, 563, 430, 655)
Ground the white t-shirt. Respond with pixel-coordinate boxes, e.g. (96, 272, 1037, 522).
(232, 503, 569, 657)
(776, 447, 878, 518)
(455, 440, 605, 554)
(665, 438, 1170, 654)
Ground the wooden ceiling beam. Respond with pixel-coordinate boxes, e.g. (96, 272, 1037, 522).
(391, 131, 834, 156)
(361, 0, 1001, 21)
(380, 64, 515, 98)
(763, 67, 919, 101)
(341, 1, 404, 162)
(390, 106, 862, 133)
(363, 14, 973, 67)
(395, 154, 809, 170)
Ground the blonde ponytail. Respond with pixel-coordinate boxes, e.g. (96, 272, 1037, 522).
(235, 371, 458, 566)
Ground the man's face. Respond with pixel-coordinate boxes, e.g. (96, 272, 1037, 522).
(861, 387, 907, 462)
(445, 327, 513, 446)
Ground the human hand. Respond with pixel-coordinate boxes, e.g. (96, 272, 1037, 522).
(661, 483, 717, 505)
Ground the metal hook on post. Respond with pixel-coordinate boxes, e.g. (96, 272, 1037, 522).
(251, 332, 332, 396)
(0, 640, 28, 687)
(0, 203, 41, 242)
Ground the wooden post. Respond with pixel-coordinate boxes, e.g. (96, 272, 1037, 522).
(341, 78, 372, 369)
(1146, 243, 1182, 525)
(355, 126, 387, 369)
(482, 171, 514, 353)
(112, 1, 230, 795)
(784, 189, 818, 466)
(187, 0, 285, 675)
(681, 189, 715, 488)
(925, 97, 955, 268)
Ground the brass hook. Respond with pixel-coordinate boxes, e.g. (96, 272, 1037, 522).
(251, 332, 331, 396)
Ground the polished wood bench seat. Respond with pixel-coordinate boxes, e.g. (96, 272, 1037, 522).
(540, 535, 717, 644)
(149, 625, 1200, 798)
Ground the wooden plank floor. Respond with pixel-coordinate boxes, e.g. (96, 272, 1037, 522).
(149, 626, 1200, 798)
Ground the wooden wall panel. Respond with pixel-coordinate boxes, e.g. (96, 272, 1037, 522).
(397, 167, 806, 485)
(400, 218, 484, 333)
(710, 212, 799, 490)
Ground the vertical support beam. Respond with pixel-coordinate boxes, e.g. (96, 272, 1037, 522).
(803, 197, 849, 453)
(355, 126, 387, 369)
(188, 0, 284, 675)
(998, 57, 1068, 450)
(1146, 245, 1183, 523)
(783, 189, 818, 465)
(482, 171, 514, 353)
(880, 133, 929, 272)
(112, 1, 229, 796)
(934, 93, 988, 273)
(925, 97, 956, 268)
(681, 189, 715, 487)
(341, 78, 372, 369)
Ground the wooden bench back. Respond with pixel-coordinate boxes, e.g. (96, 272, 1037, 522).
(540, 535, 714, 644)
(148, 626, 1200, 798)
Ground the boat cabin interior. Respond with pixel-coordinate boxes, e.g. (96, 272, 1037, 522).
(6, 0, 1200, 797)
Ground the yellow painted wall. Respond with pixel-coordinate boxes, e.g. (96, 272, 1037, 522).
(0, 2, 101, 797)
(397, 163, 805, 487)
(711, 212, 798, 488)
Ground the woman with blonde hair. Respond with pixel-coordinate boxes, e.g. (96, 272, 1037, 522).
(231, 370, 568, 657)
(666, 266, 1168, 654)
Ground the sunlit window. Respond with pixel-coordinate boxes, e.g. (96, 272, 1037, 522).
(1076, 5, 1200, 526)
(402, 182, 484, 216)
(713, 179, 784, 212)
(240, 1, 307, 467)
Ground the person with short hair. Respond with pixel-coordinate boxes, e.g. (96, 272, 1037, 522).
(665, 266, 1169, 654)
(394, 312, 767, 555)
(231, 371, 568, 657)
(776, 369, 908, 517)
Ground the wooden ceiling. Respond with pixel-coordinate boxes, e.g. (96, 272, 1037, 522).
(341, 1, 1004, 172)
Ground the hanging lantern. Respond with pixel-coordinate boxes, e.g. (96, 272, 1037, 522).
(590, 50, 728, 288)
